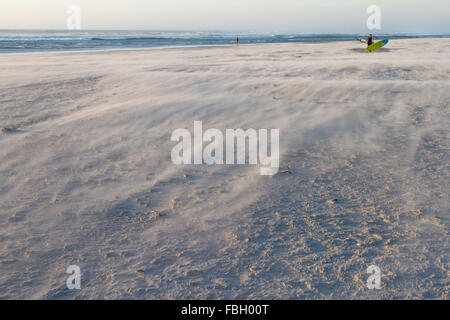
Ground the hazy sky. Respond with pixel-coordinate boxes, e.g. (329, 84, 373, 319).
(1, 0, 449, 33)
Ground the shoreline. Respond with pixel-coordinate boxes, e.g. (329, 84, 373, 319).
(1, 36, 449, 56)
(0, 43, 238, 56)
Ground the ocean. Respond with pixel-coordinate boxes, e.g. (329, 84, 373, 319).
(0, 30, 448, 53)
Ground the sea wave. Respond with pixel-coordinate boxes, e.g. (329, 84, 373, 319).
(0, 30, 448, 53)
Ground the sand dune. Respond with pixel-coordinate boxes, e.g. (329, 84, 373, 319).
(0, 39, 448, 299)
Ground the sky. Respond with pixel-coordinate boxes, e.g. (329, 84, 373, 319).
(1, 0, 449, 33)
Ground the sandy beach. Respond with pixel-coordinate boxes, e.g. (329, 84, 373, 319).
(0, 38, 448, 299)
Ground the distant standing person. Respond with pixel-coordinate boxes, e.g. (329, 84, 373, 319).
(236, 36, 239, 46)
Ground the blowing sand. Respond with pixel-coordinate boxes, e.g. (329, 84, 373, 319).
(0, 39, 449, 299)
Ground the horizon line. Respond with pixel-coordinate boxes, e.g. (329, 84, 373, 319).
(0, 29, 449, 35)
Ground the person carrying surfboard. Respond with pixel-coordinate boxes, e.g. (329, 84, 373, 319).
(366, 34, 373, 47)
(359, 35, 389, 52)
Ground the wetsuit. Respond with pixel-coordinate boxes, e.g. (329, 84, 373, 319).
(367, 37, 373, 46)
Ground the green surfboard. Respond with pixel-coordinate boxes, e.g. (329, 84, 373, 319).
(365, 40, 389, 52)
